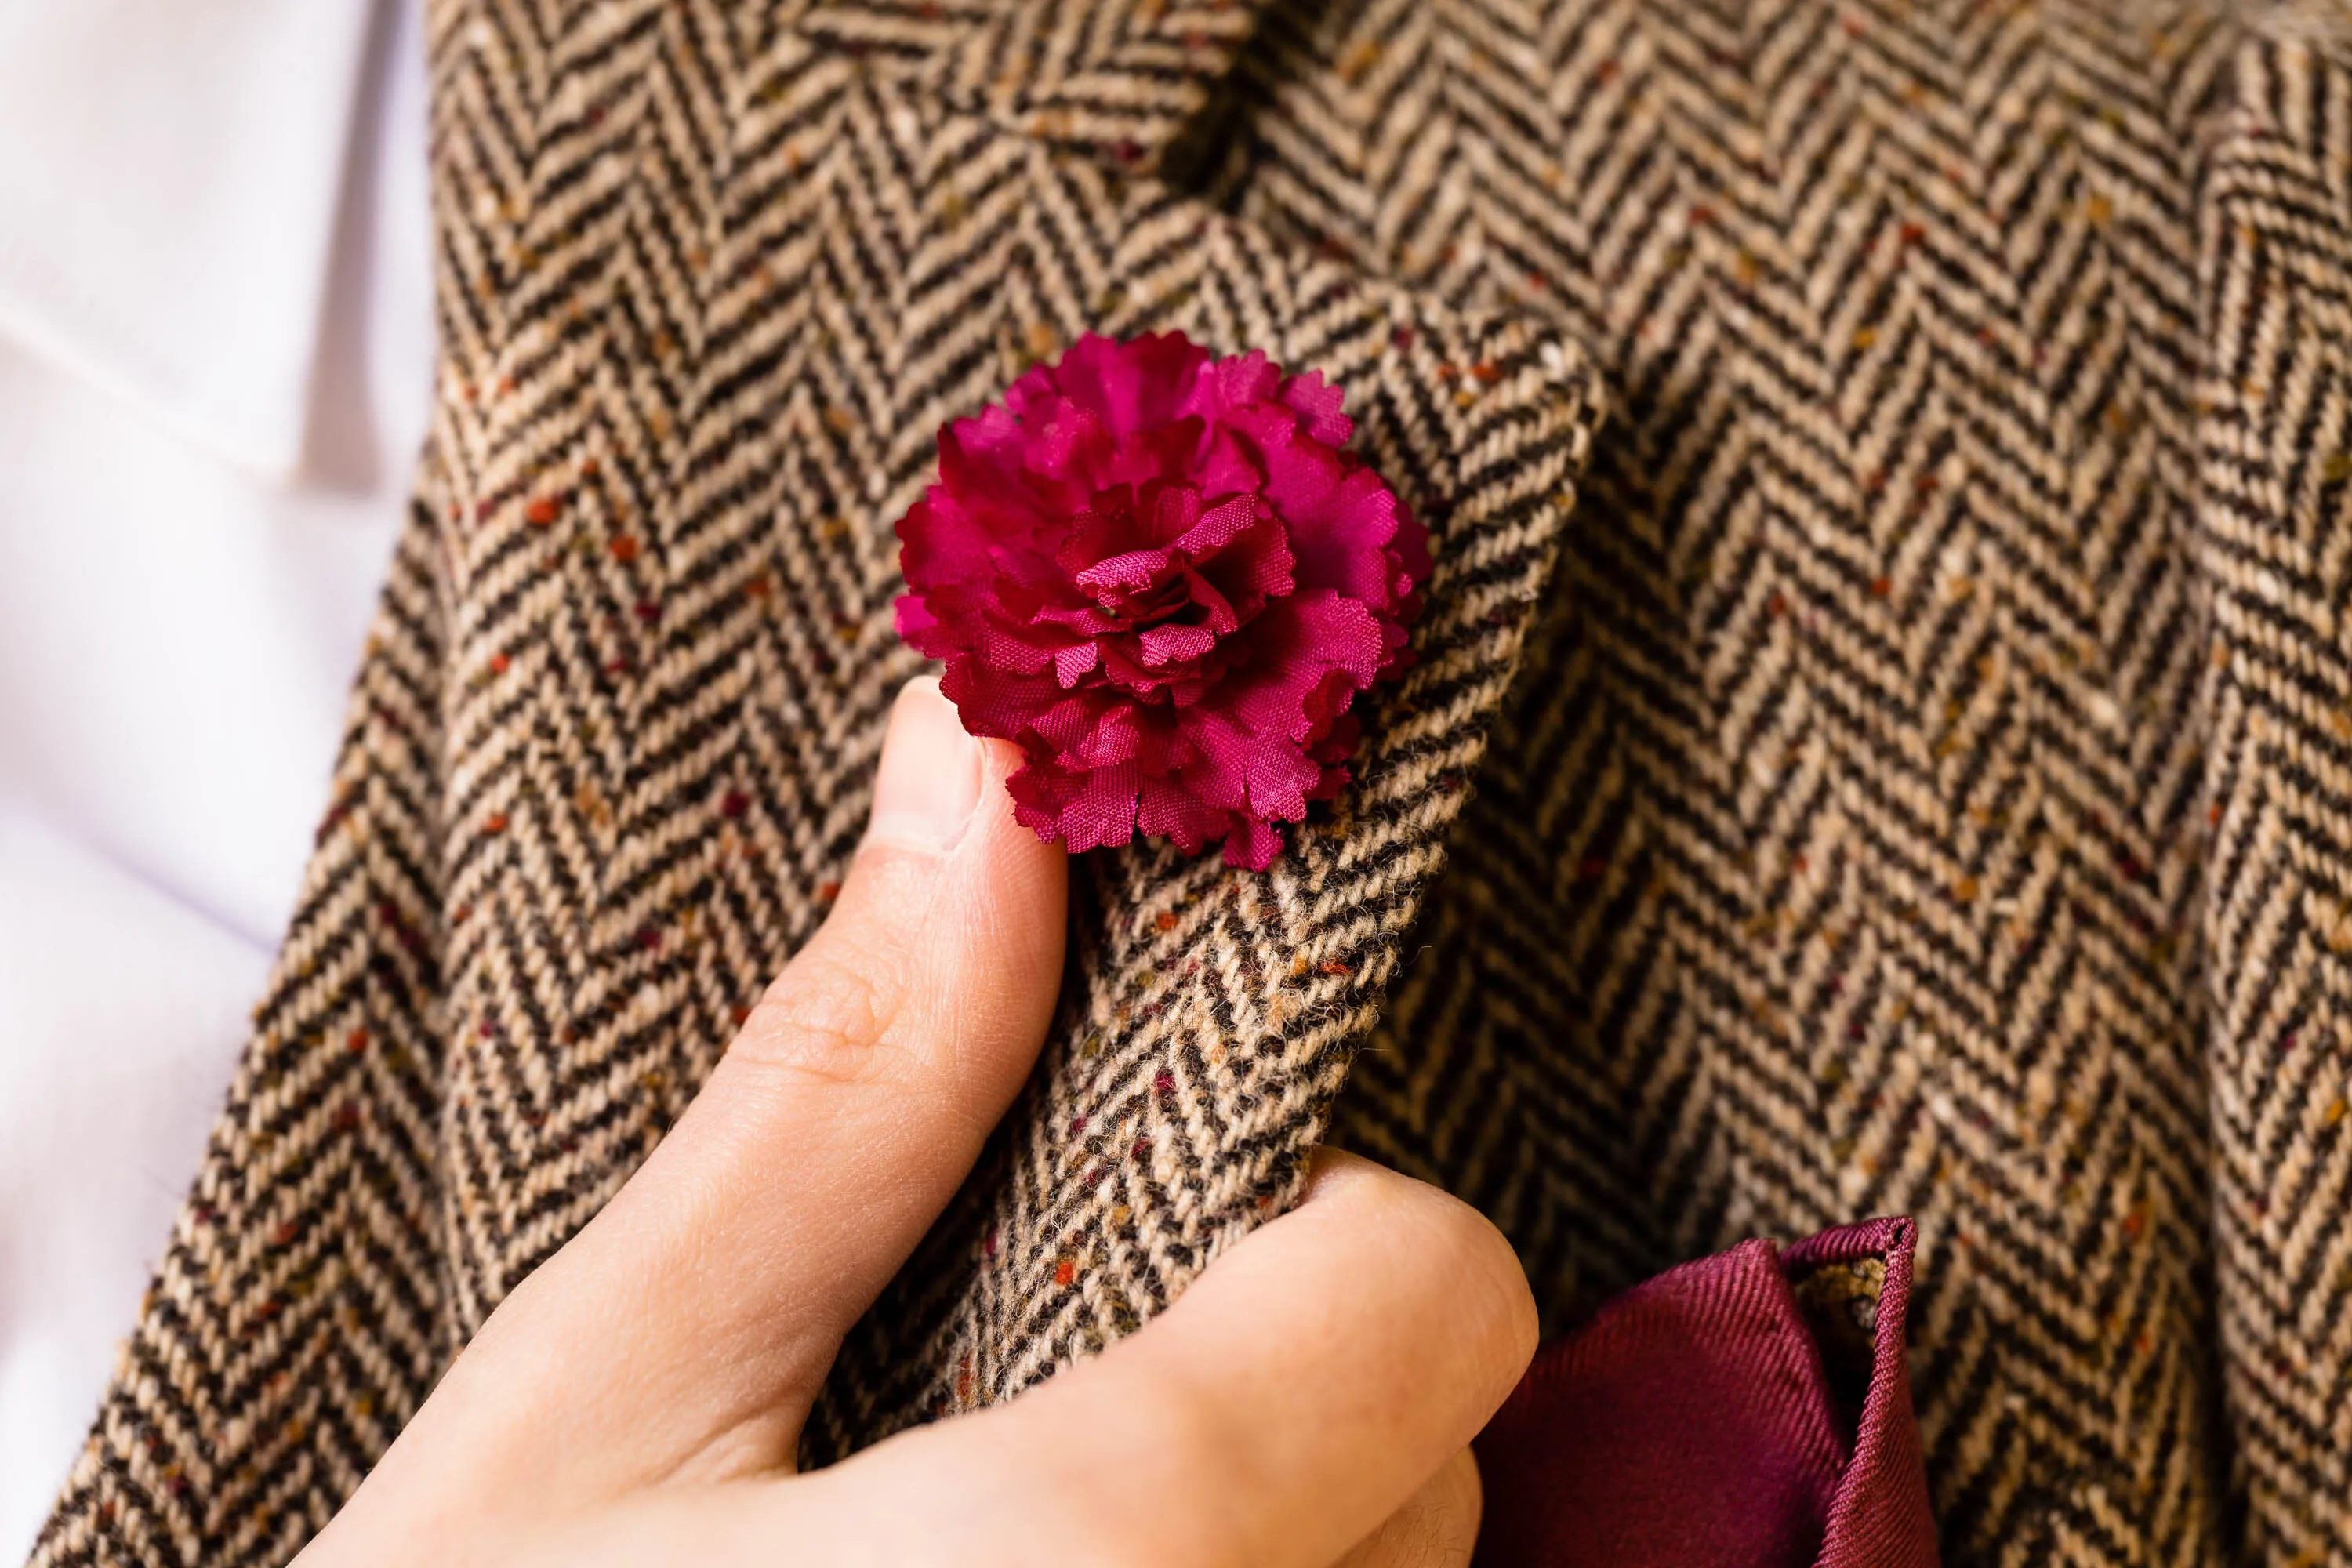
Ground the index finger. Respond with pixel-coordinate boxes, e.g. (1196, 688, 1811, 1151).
(790, 1149, 1537, 1567)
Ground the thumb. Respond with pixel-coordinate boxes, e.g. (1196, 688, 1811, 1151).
(606, 670, 1069, 1416)
(366, 676, 1067, 1518)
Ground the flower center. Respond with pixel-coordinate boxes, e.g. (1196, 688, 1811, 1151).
(1105, 577, 1200, 629)
(1044, 481, 1290, 699)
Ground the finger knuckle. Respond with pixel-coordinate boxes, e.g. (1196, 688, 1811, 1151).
(1418, 1194, 1541, 1369)
(731, 946, 913, 1094)
(1354, 1174, 1540, 1377)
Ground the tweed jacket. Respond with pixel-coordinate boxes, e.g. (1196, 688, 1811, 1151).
(31, 2, 2352, 1564)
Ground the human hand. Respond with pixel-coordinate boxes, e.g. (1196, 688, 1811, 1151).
(296, 677, 1537, 1568)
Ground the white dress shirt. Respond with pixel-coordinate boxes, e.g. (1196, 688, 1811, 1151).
(0, 1, 433, 1554)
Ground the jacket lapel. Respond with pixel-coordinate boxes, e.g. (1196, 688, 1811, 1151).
(32, 1, 1602, 1559)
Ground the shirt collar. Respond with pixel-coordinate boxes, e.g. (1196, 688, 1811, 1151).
(0, 0, 379, 479)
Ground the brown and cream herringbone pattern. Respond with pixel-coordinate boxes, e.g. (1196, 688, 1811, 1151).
(28, 2, 1599, 1562)
(1203, 0, 2352, 1563)
(2195, 18, 2352, 1561)
(31, 2, 2352, 1566)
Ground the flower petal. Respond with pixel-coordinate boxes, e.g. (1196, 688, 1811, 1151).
(1279, 368, 1353, 446)
(1220, 815, 1285, 872)
(895, 331, 1425, 867)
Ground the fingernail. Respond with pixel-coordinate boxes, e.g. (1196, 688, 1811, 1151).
(865, 676, 984, 853)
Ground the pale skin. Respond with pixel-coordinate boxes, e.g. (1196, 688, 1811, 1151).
(297, 677, 1538, 1568)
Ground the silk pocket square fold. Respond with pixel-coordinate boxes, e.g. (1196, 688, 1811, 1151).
(1478, 1218, 1936, 1568)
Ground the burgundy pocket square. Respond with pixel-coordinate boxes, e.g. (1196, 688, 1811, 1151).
(1477, 1217, 1936, 1568)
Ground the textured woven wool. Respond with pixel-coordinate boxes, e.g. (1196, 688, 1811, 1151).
(27, 2, 2352, 1566)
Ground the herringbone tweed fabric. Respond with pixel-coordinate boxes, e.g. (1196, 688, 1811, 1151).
(1199, 0, 2352, 1560)
(27, 2, 2352, 1565)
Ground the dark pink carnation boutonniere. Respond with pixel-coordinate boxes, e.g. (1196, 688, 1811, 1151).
(891, 332, 1430, 871)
